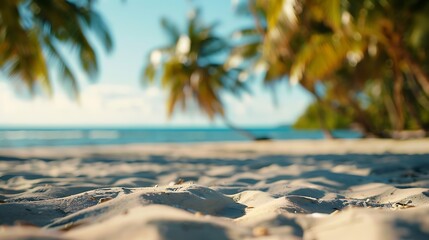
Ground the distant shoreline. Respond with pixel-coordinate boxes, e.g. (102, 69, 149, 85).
(1, 139, 428, 157)
(0, 127, 362, 148)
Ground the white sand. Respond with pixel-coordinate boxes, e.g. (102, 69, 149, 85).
(0, 139, 429, 239)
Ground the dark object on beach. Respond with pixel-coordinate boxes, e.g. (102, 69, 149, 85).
(254, 136, 271, 141)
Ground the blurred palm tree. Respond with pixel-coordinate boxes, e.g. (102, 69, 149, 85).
(0, 0, 112, 98)
(231, 0, 429, 137)
(307, 0, 429, 135)
(142, 9, 266, 140)
(229, 0, 345, 138)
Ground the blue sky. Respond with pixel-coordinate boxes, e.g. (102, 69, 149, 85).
(0, 0, 312, 127)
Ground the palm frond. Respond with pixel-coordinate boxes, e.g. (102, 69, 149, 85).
(0, 0, 112, 97)
(43, 36, 79, 98)
(290, 34, 363, 85)
(161, 17, 181, 44)
(313, 0, 342, 31)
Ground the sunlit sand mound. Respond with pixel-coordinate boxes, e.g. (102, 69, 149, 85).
(303, 206, 429, 240)
(0, 185, 244, 228)
(65, 205, 249, 240)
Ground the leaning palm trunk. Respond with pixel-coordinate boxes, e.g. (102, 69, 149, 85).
(392, 66, 405, 131)
(314, 97, 335, 139)
(402, 48, 429, 96)
(404, 94, 425, 131)
(222, 117, 270, 141)
(347, 99, 388, 138)
(306, 88, 335, 139)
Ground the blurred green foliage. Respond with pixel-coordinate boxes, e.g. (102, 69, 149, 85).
(0, 0, 112, 98)
(293, 101, 353, 130)
(230, 0, 429, 137)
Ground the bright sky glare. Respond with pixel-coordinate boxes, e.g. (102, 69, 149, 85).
(0, 0, 312, 127)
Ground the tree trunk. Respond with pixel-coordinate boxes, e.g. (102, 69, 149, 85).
(222, 117, 270, 141)
(383, 93, 398, 131)
(404, 51, 429, 95)
(307, 89, 335, 139)
(315, 97, 335, 139)
(393, 65, 405, 131)
(403, 77, 427, 131)
(348, 99, 388, 138)
(407, 73, 429, 110)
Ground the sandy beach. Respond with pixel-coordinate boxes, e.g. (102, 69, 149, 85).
(1, 139, 429, 239)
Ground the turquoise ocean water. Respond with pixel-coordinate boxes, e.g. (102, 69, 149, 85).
(0, 126, 362, 148)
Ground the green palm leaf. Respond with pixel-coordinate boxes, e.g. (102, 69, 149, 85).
(0, 0, 112, 98)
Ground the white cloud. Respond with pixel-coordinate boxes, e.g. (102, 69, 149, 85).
(0, 83, 171, 126)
